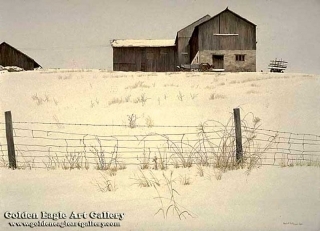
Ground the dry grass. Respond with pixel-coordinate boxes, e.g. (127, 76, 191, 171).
(209, 93, 226, 100)
(31, 93, 51, 106)
(164, 83, 179, 87)
(132, 169, 160, 188)
(229, 80, 239, 84)
(154, 171, 194, 220)
(179, 174, 191, 185)
(246, 90, 259, 94)
(145, 116, 154, 128)
(126, 81, 150, 89)
(108, 97, 124, 105)
(92, 172, 117, 192)
(177, 91, 184, 101)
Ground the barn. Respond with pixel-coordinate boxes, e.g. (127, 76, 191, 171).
(111, 8, 256, 72)
(189, 8, 256, 72)
(0, 42, 41, 70)
(111, 39, 175, 72)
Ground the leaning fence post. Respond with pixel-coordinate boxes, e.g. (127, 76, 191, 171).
(5, 111, 16, 169)
(233, 108, 243, 164)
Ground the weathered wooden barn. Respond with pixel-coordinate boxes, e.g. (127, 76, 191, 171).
(111, 39, 175, 72)
(0, 42, 41, 70)
(190, 8, 256, 72)
(111, 8, 256, 72)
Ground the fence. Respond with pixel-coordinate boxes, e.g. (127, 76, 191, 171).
(1, 109, 319, 170)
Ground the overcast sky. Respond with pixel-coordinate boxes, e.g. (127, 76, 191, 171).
(1, 0, 319, 74)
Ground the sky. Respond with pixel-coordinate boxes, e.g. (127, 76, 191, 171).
(1, 0, 320, 74)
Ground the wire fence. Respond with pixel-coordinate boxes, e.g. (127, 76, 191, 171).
(1, 112, 320, 170)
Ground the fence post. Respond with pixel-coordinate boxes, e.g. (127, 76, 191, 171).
(5, 111, 16, 169)
(233, 108, 243, 164)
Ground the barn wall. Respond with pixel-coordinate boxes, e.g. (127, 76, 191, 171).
(113, 47, 175, 72)
(189, 28, 199, 63)
(199, 50, 256, 72)
(198, 11, 256, 51)
(176, 15, 210, 66)
(0, 44, 35, 70)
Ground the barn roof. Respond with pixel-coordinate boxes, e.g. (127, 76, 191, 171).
(196, 7, 256, 28)
(176, 14, 211, 35)
(110, 39, 175, 48)
(0, 42, 41, 68)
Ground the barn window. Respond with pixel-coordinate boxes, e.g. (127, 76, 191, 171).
(235, 55, 245, 61)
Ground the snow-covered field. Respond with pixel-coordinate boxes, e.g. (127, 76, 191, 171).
(0, 70, 319, 230)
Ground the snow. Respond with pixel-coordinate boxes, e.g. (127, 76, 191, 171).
(0, 70, 319, 230)
(110, 39, 175, 47)
(1, 66, 24, 72)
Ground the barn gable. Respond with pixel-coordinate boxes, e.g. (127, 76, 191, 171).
(0, 42, 41, 70)
(189, 8, 257, 72)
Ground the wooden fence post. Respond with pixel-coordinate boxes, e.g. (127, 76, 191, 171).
(5, 111, 16, 169)
(233, 108, 243, 164)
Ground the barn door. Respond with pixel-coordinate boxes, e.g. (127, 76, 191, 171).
(212, 55, 224, 69)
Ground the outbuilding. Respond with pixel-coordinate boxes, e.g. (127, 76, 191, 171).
(111, 39, 175, 72)
(0, 42, 41, 70)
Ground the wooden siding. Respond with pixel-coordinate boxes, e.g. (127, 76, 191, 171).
(113, 47, 175, 72)
(0, 43, 39, 70)
(198, 10, 256, 51)
(176, 15, 210, 66)
(189, 27, 199, 64)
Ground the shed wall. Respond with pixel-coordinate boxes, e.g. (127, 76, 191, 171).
(113, 47, 175, 72)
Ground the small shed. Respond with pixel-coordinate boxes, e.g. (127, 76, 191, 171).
(0, 42, 41, 70)
(111, 39, 175, 72)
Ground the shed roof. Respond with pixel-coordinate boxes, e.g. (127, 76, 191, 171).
(110, 39, 175, 48)
(0, 42, 41, 68)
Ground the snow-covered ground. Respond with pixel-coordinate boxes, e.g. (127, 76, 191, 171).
(0, 70, 319, 230)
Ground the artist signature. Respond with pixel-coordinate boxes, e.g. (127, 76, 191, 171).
(283, 222, 303, 226)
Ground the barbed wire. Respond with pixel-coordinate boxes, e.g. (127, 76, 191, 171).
(12, 135, 229, 142)
(245, 126, 320, 138)
(12, 127, 221, 138)
(1, 119, 320, 169)
(12, 121, 231, 129)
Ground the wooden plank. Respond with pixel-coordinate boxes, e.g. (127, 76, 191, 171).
(5, 111, 16, 169)
(233, 108, 243, 164)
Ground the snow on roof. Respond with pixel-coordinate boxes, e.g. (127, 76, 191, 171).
(110, 39, 175, 47)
